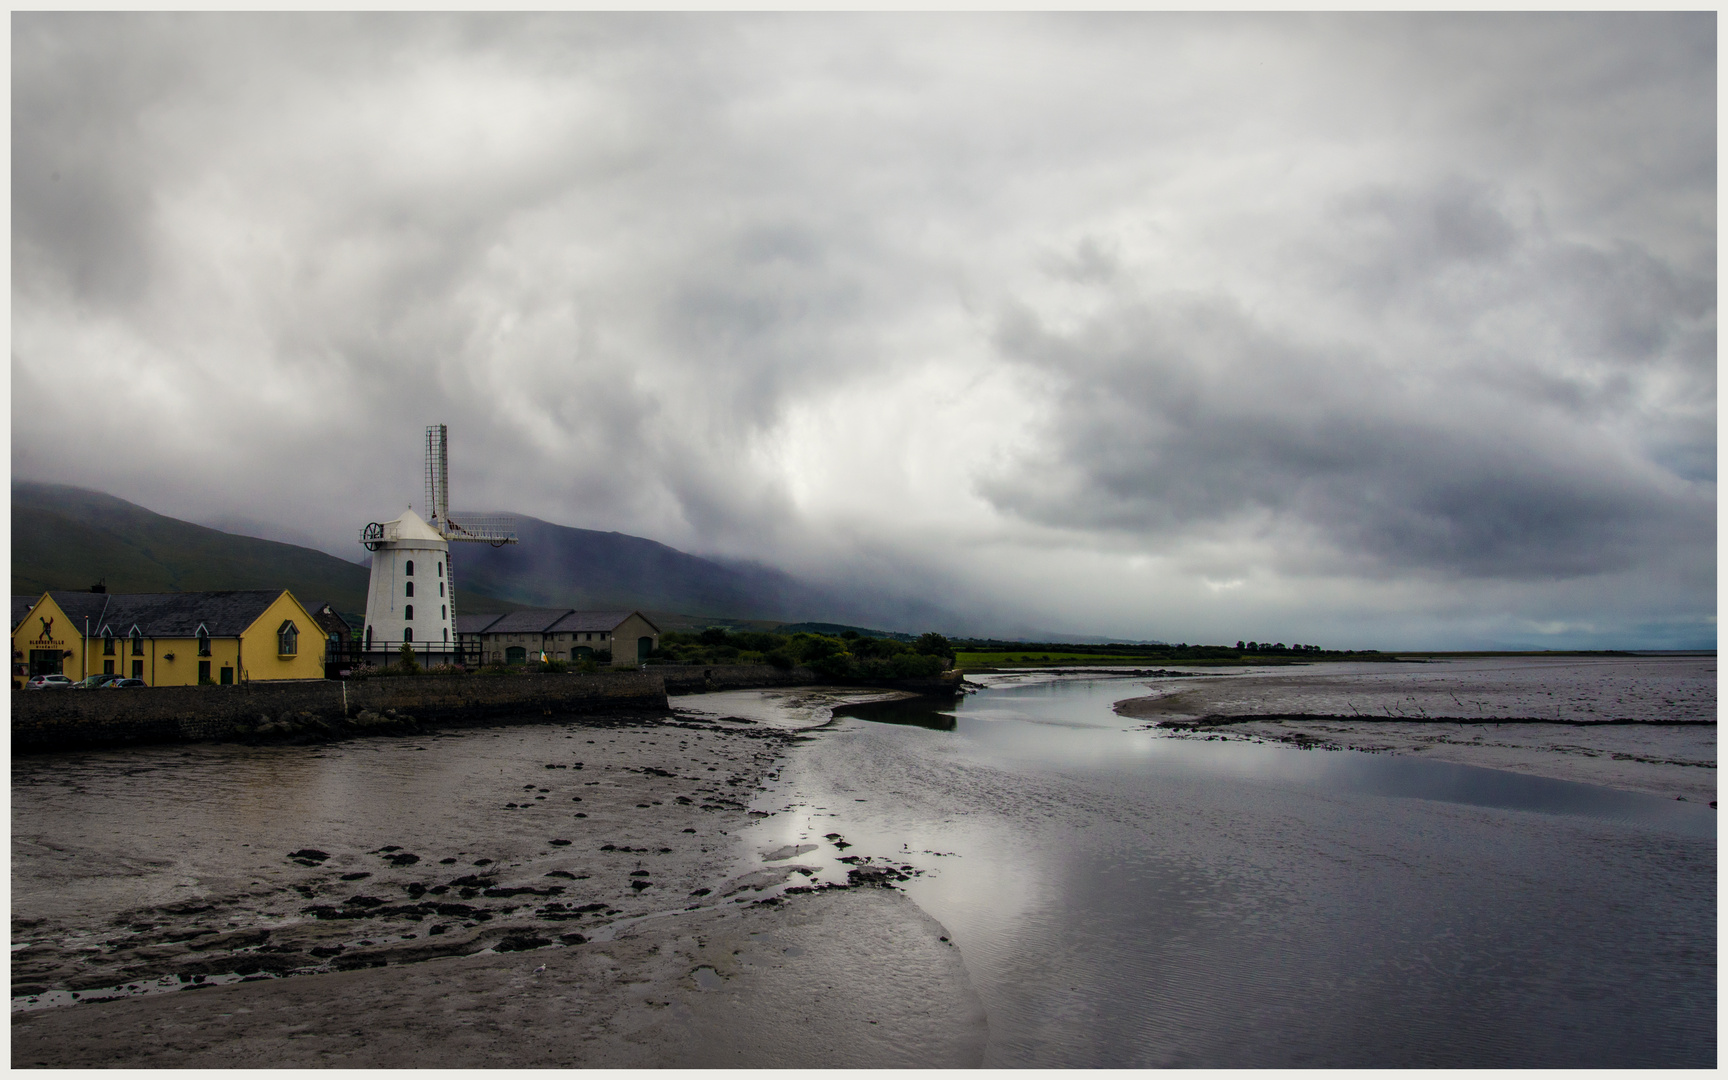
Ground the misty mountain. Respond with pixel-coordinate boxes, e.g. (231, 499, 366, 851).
(445, 512, 962, 632)
(11, 482, 380, 612)
(10, 484, 968, 634)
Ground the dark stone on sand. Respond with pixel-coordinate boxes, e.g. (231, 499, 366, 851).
(439, 858, 457, 864)
(288, 849, 330, 862)
(559, 933, 587, 945)
(629, 870, 651, 877)
(495, 935, 553, 953)
(630, 880, 653, 890)
(385, 853, 420, 866)
(545, 871, 577, 879)
(340, 872, 372, 881)
(310, 946, 345, 958)
(344, 895, 386, 908)
(549, 839, 571, 846)
(448, 875, 494, 888)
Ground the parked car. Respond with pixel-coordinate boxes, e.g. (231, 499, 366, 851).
(105, 678, 147, 688)
(74, 673, 123, 690)
(25, 674, 75, 690)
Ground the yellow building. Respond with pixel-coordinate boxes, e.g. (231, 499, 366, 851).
(11, 590, 325, 689)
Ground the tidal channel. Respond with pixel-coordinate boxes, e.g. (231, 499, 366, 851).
(740, 673, 1715, 1067)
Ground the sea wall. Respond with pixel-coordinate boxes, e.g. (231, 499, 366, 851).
(11, 671, 669, 753)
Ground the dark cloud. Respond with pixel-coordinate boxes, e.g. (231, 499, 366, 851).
(982, 177, 1714, 583)
(10, 13, 1715, 646)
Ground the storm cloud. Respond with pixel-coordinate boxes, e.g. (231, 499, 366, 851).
(11, 14, 1716, 647)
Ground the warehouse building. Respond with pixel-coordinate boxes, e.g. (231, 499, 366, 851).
(456, 609, 660, 667)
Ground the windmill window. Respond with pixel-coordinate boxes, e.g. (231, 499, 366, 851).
(197, 629, 211, 657)
(130, 629, 143, 656)
(441, 605, 446, 619)
(406, 560, 415, 576)
(405, 605, 414, 621)
(103, 632, 115, 656)
(366, 626, 374, 649)
(278, 621, 298, 656)
(404, 627, 413, 643)
(438, 562, 443, 577)
(439, 582, 444, 597)
(405, 581, 415, 598)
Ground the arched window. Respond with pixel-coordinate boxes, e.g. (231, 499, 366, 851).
(405, 581, 414, 597)
(277, 621, 298, 656)
(102, 631, 115, 656)
(438, 561, 443, 577)
(404, 605, 414, 621)
(439, 582, 444, 596)
(197, 628, 211, 657)
(130, 628, 144, 656)
(406, 560, 415, 576)
(441, 605, 446, 619)
(442, 627, 448, 641)
(366, 625, 373, 649)
(404, 627, 413, 643)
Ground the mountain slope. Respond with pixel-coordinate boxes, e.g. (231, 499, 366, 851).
(12, 483, 968, 632)
(447, 513, 821, 620)
(12, 482, 377, 610)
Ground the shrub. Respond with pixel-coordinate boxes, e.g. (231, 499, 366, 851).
(764, 651, 794, 671)
(398, 642, 421, 675)
(808, 653, 853, 679)
(915, 633, 954, 661)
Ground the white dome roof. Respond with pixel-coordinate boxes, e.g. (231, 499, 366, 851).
(380, 508, 449, 547)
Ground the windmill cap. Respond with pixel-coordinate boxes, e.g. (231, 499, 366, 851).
(378, 507, 450, 546)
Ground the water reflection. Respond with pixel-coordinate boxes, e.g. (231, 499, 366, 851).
(840, 677, 1713, 838)
(775, 674, 1716, 1066)
(834, 697, 958, 731)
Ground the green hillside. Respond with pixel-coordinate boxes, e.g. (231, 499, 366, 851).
(10, 482, 521, 615)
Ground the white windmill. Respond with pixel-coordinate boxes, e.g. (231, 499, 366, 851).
(359, 424, 517, 663)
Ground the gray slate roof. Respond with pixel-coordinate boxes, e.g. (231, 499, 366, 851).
(27, 591, 292, 639)
(454, 610, 655, 636)
(547, 611, 655, 634)
(454, 612, 506, 635)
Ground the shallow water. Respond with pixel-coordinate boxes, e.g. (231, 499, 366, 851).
(741, 670, 1716, 1067)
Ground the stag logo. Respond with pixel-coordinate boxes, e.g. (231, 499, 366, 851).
(37, 616, 54, 641)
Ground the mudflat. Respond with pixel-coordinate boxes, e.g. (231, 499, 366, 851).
(12, 687, 982, 1068)
(1115, 656, 1716, 801)
(11, 887, 984, 1068)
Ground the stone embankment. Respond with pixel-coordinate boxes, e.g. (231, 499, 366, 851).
(12, 665, 966, 753)
(11, 671, 669, 753)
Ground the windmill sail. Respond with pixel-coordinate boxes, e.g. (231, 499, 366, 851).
(423, 423, 518, 547)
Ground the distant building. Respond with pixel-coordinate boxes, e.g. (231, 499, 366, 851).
(11, 590, 325, 688)
(456, 609, 660, 667)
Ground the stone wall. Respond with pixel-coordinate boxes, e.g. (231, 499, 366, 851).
(11, 671, 669, 753)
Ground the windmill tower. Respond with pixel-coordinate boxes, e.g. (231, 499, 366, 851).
(359, 424, 517, 664)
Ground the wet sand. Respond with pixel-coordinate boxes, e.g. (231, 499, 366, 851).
(13, 686, 980, 1068)
(1114, 657, 1716, 801)
(11, 888, 984, 1068)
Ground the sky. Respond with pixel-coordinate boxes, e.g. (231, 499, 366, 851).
(11, 13, 1717, 648)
